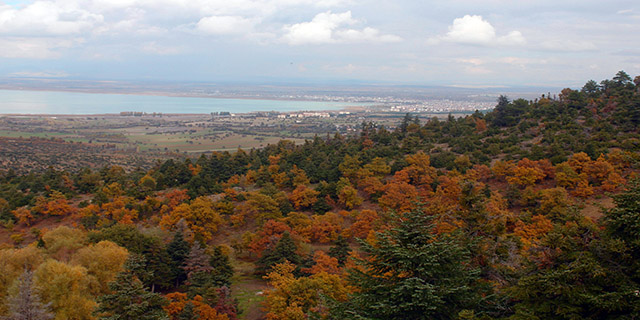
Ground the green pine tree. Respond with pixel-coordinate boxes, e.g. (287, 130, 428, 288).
(334, 208, 480, 320)
(94, 256, 168, 320)
(258, 232, 301, 273)
(210, 246, 234, 287)
(605, 178, 640, 257)
(328, 235, 351, 266)
(166, 229, 190, 288)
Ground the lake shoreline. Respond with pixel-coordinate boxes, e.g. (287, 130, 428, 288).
(0, 89, 374, 115)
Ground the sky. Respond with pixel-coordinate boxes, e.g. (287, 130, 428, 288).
(0, 0, 639, 87)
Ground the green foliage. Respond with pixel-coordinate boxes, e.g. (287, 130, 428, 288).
(166, 229, 190, 288)
(604, 179, 640, 256)
(328, 235, 351, 266)
(257, 232, 301, 274)
(209, 246, 234, 287)
(509, 219, 640, 319)
(95, 256, 169, 320)
(88, 224, 174, 290)
(336, 207, 482, 320)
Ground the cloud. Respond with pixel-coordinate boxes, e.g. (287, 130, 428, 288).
(0, 37, 78, 59)
(140, 41, 184, 55)
(435, 15, 525, 46)
(539, 39, 597, 52)
(0, 2, 103, 36)
(197, 15, 257, 35)
(457, 58, 484, 66)
(282, 11, 401, 45)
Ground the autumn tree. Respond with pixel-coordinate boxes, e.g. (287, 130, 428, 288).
(34, 259, 96, 320)
(33, 191, 76, 217)
(164, 292, 230, 320)
(263, 261, 349, 319)
(160, 196, 223, 242)
(12, 207, 34, 226)
(303, 251, 340, 275)
(349, 209, 379, 239)
(338, 155, 361, 182)
(337, 183, 362, 210)
(247, 220, 294, 255)
(41, 226, 87, 261)
(71, 240, 129, 295)
(289, 185, 319, 210)
(290, 165, 311, 187)
(304, 212, 343, 244)
(378, 181, 419, 213)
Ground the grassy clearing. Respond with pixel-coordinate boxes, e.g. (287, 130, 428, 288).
(231, 260, 268, 320)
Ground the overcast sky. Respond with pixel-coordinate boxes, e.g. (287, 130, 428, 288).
(1, 0, 639, 87)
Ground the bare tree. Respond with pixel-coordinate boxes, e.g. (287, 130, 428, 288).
(3, 270, 53, 320)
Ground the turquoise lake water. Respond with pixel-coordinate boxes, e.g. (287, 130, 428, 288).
(0, 89, 369, 114)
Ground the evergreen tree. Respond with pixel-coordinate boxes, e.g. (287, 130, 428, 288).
(334, 208, 481, 319)
(95, 256, 168, 320)
(328, 235, 351, 266)
(604, 178, 640, 258)
(3, 270, 53, 320)
(88, 223, 174, 291)
(258, 232, 301, 273)
(166, 229, 190, 287)
(509, 218, 640, 319)
(209, 246, 234, 287)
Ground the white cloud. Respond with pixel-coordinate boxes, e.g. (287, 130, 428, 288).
(335, 27, 401, 43)
(283, 11, 354, 45)
(0, 1, 103, 36)
(436, 15, 525, 46)
(497, 31, 526, 46)
(282, 11, 400, 45)
(197, 15, 257, 35)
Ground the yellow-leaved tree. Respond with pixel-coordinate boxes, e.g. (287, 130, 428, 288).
(160, 196, 223, 242)
(71, 240, 129, 295)
(34, 259, 96, 320)
(263, 261, 350, 320)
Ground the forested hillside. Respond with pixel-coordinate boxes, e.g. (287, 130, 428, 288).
(1, 71, 640, 319)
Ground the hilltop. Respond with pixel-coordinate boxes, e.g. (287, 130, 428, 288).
(1, 71, 640, 320)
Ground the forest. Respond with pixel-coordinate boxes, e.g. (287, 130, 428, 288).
(0, 71, 639, 319)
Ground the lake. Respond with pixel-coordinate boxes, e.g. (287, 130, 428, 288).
(0, 89, 370, 115)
